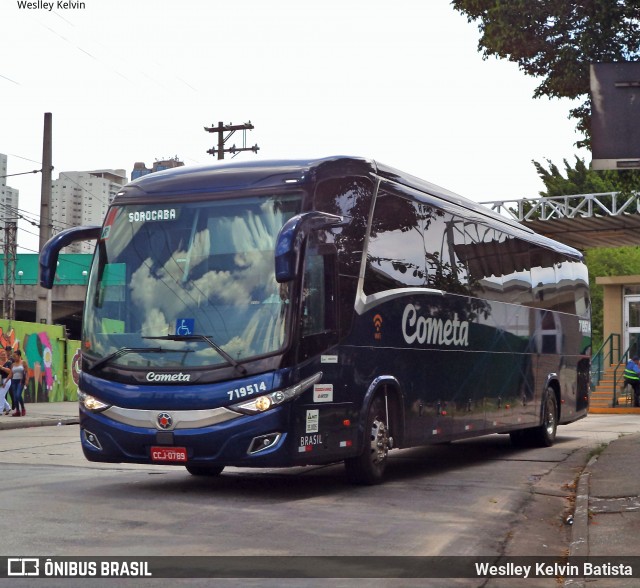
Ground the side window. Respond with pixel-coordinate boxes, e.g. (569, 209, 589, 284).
(555, 256, 574, 314)
(500, 235, 533, 306)
(315, 176, 374, 278)
(573, 261, 590, 318)
(463, 223, 503, 300)
(531, 246, 559, 310)
(364, 189, 468, 295)
(364, 191, 422, 294)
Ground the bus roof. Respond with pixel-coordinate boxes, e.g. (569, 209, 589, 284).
(115, 156, 581, 259)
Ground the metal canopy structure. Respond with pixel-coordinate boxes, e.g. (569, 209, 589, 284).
(482, 192, 640, 250)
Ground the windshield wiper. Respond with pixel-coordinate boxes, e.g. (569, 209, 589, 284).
(143, 335, 248, 376)
(87, 347, 164, 373)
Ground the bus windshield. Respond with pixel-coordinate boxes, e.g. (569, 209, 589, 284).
(83, 193, 303, 371)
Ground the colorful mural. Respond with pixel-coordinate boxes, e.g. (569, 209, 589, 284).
(0, 320, 81, 403)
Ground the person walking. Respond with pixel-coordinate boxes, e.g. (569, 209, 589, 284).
(623, 355, 640, 407)
(10, 350, 29, 417)
(0, 349, 11, 414)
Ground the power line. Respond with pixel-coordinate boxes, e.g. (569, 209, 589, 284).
(0, 168, 45, 179)
(9, 154, 41, 165)
(0, 73, 20, 86)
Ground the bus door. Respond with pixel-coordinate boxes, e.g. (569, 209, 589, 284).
(292, 232, 351, 460)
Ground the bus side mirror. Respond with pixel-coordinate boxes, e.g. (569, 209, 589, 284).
(39, 225, 101, 289)
(275, 211, 343, 283)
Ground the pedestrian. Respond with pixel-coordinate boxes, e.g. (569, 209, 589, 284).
(623, 355, 640, 407)
(0, 349, 11, 414)
(10, 350, 29, 417)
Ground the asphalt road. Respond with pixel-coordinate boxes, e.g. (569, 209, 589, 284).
(1, 414, 639, 588)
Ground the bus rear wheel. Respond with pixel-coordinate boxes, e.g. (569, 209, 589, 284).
(185, 465, 225, 477)
(531, 390, 558, 447)
(344, 394, 391, 485)
(509, 389, 558, 448)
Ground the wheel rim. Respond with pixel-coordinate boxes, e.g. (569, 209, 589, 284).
(369, 416, 389, 465)
(544, 397, 556, 437)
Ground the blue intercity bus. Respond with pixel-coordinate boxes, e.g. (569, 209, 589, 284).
(40, 156, 590, 484)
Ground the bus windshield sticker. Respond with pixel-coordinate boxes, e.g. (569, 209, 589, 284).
(306, 409, 319, 433)
(175, 318, 195, 336)
(101, 207, 119, 241)
(128, 208, 177, 223)
(320, 355, 338, 364)
(313, 384, 333, 403)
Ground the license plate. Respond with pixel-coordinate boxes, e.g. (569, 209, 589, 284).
(150, 446, 187, 462)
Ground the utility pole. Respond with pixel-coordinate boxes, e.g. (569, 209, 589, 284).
(36, 112, 53, 325)
(204, 121, 259, 159)
(2, 222, 17, 320)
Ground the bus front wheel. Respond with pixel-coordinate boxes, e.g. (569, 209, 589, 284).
(344, 394, 391, 485)
(185, 465, 225, 477)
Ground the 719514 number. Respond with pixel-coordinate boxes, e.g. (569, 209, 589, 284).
(227, 381, 268, 400)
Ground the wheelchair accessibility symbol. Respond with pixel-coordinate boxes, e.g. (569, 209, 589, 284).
(175, 318, 195, 336)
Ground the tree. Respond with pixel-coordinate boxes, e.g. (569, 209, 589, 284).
(513, 157, 640, 220)
(584, 246, 640, 347)
(451, 1, 640, 147)
(533, 157, 640, 197)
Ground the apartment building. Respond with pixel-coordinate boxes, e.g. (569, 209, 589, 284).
(0, 153, 20, 230)
(51, 169, 127, 253)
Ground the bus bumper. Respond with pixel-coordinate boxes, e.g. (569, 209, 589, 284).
(79, 404, 296, 468)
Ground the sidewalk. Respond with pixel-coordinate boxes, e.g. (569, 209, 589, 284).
(566, 432, 640, 587)
(0, 400, 79, 430)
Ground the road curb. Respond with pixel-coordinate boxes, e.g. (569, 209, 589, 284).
(564, 456, 595, 588)
(0, 417, 79, 431)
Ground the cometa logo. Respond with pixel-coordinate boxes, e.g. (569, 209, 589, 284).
(402, 303, 469, 347)
(146, 372, 191, 382)
(373, 314, 383, 341)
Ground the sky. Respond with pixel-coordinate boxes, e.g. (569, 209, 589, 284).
(1, 0, 590, 253)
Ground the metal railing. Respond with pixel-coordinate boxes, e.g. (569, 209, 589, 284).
(481, 192, 640, 222)
(613, 335, 640, 407)
(590, 333, 620, 390)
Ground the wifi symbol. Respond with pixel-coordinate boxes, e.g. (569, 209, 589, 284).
(373, 314, 383, 331)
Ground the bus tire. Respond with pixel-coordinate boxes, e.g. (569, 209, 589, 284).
(185, 465, 225, 477)
(530, 389, 558, 447)
(344, 393, 390, 485)
(509, 389, 558, 448)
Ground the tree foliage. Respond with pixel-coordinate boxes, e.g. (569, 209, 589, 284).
(585, 246, 640, 347)
(533, 157, 640, 197)
(451, 1, 640, 146)
(514, 157, 640, 219)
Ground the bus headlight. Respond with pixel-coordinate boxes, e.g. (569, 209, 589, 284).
(230, 372, 323, 415)
(78, 390, 111, 413)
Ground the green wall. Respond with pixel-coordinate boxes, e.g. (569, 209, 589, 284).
(0, 319, 80, 402)
(0, 253, 91, 285)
